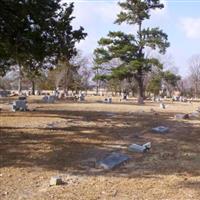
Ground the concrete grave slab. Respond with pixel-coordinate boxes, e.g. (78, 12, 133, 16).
(98, 152, 130, 170)
(189, 111, 200, 118)
(175, 114, 189, 120)
(128, 142, 151, 153)
(152, 126, 169, 134)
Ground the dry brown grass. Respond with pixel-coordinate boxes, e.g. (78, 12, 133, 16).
(0, 96, 200, 200)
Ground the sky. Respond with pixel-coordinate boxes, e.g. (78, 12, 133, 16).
(63, 0, 200, 77)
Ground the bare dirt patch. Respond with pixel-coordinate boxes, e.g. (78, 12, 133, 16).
(0, 96, 200, 200)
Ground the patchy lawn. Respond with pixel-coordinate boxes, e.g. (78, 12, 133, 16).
(0, 96, 200, 200)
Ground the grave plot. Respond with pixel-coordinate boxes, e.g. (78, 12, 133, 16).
(98, 152, 130, 170)
(128, 142, 151, 153)
(152, 126, 169, 134)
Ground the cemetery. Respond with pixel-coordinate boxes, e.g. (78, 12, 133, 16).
(0, 0, 200, 200)
(0, 95, 200, 200)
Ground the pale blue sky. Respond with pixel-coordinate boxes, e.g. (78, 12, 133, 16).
(64, 0, 200, 77)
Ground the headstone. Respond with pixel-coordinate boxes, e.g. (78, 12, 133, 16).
(160, 102, 165, 109)
(42, 95, 48, 103)
(143, 142, 151, 150)
(98, 152, 129, 170)
(137, 97, 144, 104)
(189, 111, 200, 118)
(42, 95, 56, 103)
(49, 176, 63, 186)
(104, 98, 108, 103)
(58, 92, 65, 99)
(175, 114, 189, 120)
(0, 90, 10, 97)
(18, 96, 27, 100)
(79, 93, 85, 101)
(48, 95, 56, 103)
(128, 142, 151, 153)
(152, 126, 169, 134)
(156, 97, 161, 102)
(12, 100, 28, 111)
(123, 94, 127, 100)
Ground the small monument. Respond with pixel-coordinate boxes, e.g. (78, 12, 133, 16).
(12, 100, 28, 111)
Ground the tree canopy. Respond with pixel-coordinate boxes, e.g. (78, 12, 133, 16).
(0, 0, 87, 94)
(94, 0, 169, 103)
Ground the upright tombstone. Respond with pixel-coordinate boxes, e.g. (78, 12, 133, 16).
(48, 95, 56, 103)
(18, 96, 27, 100)
(160, 102, 165, 109)
(0, 90, 10, 97)
(42, 95, 56, 103)
(156, 96, 161, 102)
(12, 100, 28, 111)
(104, 98, 108, 103)
(79, 93, 85, 101)
(42, 95, 49, 103)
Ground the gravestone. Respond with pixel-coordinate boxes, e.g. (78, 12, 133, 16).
(128, 142, 151, 153)
(175, 114, 189, 120)
(104, 98, 108, 103)
(12, 100, 28, 111)
(42, 95, 56, 103)
(49, 176, 63, 186)
(98, 152, 129, 170)
(48, 95, 56, 103)
(160, 102, 165, 109)
(0, 90, 10, 97)
(152, 126, 169, 134)
(42, 95, 48, 103)
(189, 111, 200, 118)
(18, 96, 27, 100)
(79, 94, 85, 101)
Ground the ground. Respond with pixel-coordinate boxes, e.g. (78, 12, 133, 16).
(0, 96, 200, 200)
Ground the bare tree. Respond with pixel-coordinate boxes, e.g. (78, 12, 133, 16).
(189, 55, 200, 98)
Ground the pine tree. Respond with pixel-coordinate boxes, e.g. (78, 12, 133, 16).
(94, 0, 169, 104)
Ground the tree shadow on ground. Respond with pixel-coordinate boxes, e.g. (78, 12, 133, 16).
(1, 108, 200, 183)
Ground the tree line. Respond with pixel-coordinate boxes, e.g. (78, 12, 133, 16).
(0, 0, 199, 100)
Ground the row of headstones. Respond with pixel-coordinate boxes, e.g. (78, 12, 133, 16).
(42, 93, 85, 103)
(152, 96, 192, 103)
(97, 126, 170, 170)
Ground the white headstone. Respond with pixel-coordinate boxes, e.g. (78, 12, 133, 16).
(49, 176, 62, 186)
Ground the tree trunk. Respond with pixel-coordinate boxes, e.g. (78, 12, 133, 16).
(137, 78, 144, 104)
(194, 82, 197, 99)
(18, 64, 22, 95)
(137, 22, 144, 104)
(63, 60, 70, 96)
(96, 82, 99, 95)
(96, 79, 100, 95)
(31, 80, 35, 95)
